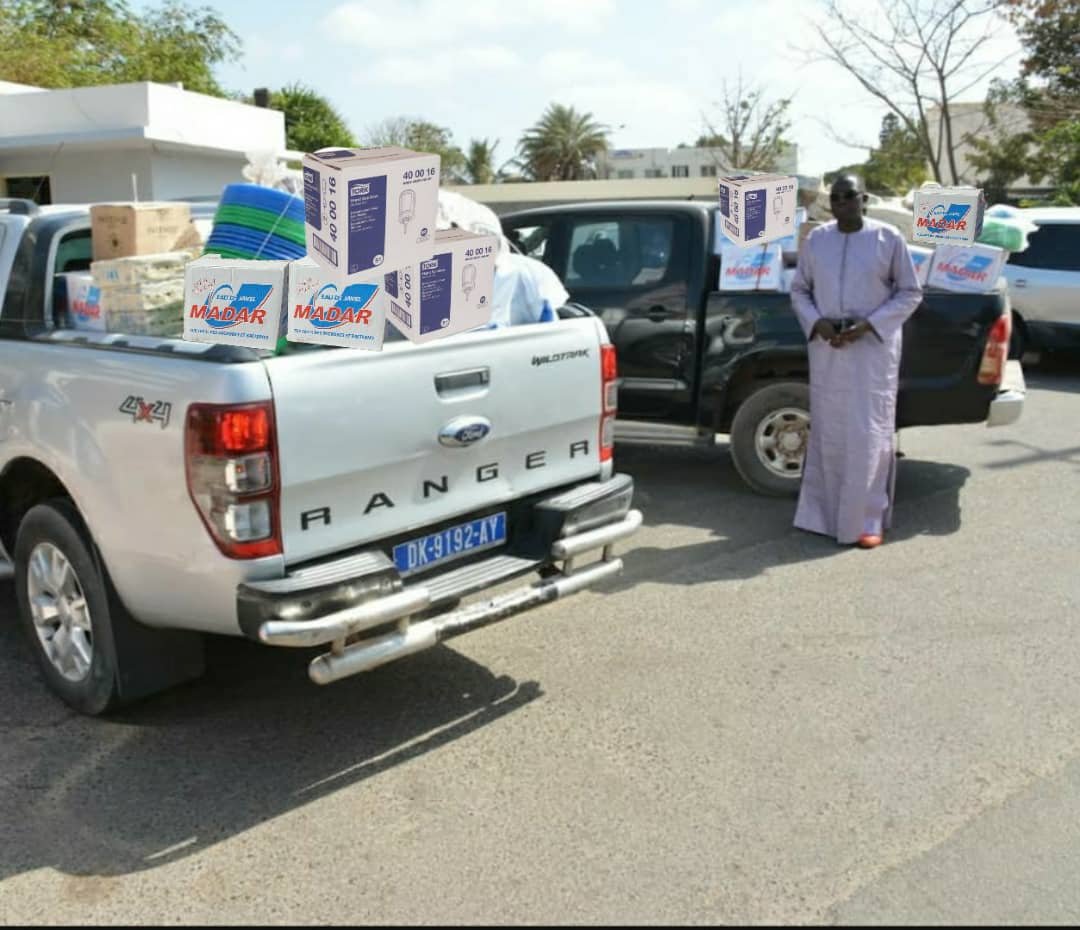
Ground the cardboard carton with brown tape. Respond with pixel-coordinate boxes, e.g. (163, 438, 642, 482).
(90, 202, 197, 261)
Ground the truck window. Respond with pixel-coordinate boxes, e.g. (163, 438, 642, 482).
(566, 217, 676, 289)
(506, 222, 552, 261)
(1007, 223, 1080, 271)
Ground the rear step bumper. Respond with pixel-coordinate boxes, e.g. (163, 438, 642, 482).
(986, 360, 1025, 428)
(239, 475, 641, 684)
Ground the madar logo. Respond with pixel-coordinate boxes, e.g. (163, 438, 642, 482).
(189, 283, 274, 328)
(73, 285, 102, 320)
(940, 253, 993, 282)
(918, 202, 971, 231)
(294, 282, 379, 329)
(725, 252, 773, 278)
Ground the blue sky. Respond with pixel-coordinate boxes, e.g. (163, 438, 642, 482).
(148, 0, 1023, 176)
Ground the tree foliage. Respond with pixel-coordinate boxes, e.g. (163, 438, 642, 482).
(365, 117, 466, 180)
(0, 0, 240, 97)
(697, 75, 793, 172)
(516, 104, 609, 181)
(967, 0, 1079, 203)
(269, 84, 355, 153)
(463, 138, 500, 185)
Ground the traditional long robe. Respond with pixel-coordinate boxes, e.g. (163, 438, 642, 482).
(790, 218, 923, 544)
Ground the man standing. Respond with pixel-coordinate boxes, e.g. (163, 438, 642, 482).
(790, 175, 923, 548)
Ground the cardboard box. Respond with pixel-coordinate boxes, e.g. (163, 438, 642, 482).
(90, 203, 195, 261)
(60, 272, 106, 331)
(912, 184, 983, 245)
(717, 174, 798, 246)
(91, 250, 195, 288)
(926, 244, 1006, 293)
(302, 146, 440, 283)
(384, 229, 497, 343)
(718, 243, 783, 291)
(286, 257, 386, 350)
(907, 245, 934, 286)
(183, 255, 288, 350)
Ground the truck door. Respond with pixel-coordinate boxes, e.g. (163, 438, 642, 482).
(555, 213, 693, 418)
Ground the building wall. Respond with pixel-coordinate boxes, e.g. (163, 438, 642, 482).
(150, 149, 248, 201)
(0, 147, 153, 203)
(596, 144, 799, 180)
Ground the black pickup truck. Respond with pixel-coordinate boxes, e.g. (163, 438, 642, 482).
(502, 200, 1026, 496)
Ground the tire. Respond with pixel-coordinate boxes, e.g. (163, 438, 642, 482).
(729, 381, 811, 498)
(14, 499, 121, 715)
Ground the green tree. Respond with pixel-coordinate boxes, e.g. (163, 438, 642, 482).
(268, 83, 355, 153)
(824, 114, 928, 196)
(0, 0, 240, 97)
(516, 104, 609, 181)
(966, 0, 1079, 204)
(862, 114, 930, 195)
(463, 138, 499, 185)
(364, 117, 466, 180)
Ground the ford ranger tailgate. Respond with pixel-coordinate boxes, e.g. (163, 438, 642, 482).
(262, 318, 608, 565)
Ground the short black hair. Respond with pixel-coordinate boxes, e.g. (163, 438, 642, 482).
(830, 174, 865, 195)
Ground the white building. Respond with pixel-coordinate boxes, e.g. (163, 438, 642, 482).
(596, 143, 799, 181)
(0, 81, 286, 205)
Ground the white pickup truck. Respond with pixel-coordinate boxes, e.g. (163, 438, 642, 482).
(0, 199, 641, 715)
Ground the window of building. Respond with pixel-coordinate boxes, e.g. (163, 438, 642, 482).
(616, 170, 635, 179)
(672, 165, 689, 178)
(700, 164, 718, 177)
(644, 169, 664, 179)
(3, 175, 52, 205)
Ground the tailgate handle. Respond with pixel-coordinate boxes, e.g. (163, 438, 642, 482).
(435, 367, 490, 395)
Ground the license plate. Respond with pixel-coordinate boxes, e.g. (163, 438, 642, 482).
(393, 512, 507, 576)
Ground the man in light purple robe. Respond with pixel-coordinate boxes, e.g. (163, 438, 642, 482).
(790, 175, 923, 548)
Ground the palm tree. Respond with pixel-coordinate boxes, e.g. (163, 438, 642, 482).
(517, 104, 610, 181)
(464, 138, 499, 185)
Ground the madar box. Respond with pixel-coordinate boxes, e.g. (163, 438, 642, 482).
(183, 255, 288, 350)
(286, 257, 386, 350)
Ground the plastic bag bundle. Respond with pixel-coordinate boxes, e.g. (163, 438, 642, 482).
(976, 204, 1039, 254)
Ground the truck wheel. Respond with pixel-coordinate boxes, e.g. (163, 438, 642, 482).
(729, 381, 810, 498)
(14, 500, 122, 715)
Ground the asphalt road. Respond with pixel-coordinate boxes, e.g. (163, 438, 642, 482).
(1, 358, 1078, 925)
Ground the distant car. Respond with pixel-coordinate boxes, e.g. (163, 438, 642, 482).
(1001, 207, 1080, 357)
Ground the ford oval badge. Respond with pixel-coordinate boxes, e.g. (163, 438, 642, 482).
(439, 416, 492, 448)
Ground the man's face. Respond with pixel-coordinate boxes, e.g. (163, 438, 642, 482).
(830, 179, 866, 224)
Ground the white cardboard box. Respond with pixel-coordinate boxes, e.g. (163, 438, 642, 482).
(908, 245, 934, 286)
(912, 185, 983, 245)
(384, 229, 498, 343)
(717, 174, 798, 247)
(61, 272, 106, 331)
(302, 146, 440, 284)
(718, 243, 784, 291)
(287, 257, 387, 350)
(183, 255, 288, 350)
(926, 243, 1006, 293)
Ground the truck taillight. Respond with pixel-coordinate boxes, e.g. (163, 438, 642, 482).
(978, 312, 1011, 386)
(600, 343, 618, 462)
(186, 402, 282, 559)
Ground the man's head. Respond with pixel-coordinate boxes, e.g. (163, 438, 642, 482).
(829, 174, 868, 229)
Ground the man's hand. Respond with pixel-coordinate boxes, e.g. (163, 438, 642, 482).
(811, 319, 839, 344)
(837, 320, 876, 345)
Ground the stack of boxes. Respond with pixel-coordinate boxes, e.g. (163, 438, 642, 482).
(712, 175, 1005, 296)
(181, 145, 499, 352)
(60, 203, 201, 336)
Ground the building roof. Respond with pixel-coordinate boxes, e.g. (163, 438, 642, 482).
(0, 81, 284, 158)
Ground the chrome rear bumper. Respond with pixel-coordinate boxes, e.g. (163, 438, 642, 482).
(239, 475, 641, 684)
(987, 360, 1026, 428)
